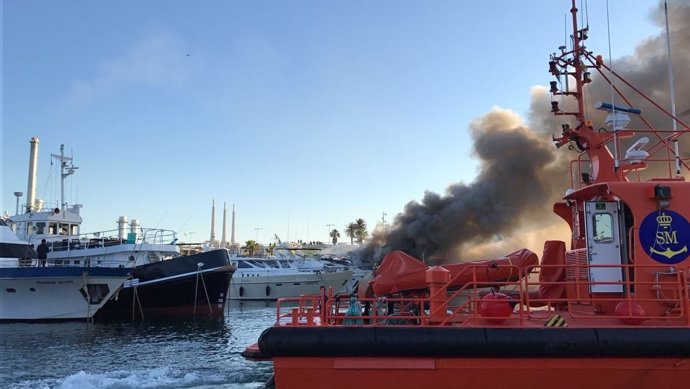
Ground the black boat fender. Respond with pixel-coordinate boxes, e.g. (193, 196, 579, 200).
(258, 327, 690, 358)
(266, 285, 271, 297)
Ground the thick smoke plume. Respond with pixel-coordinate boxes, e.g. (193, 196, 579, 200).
(357, 0, 690, 264)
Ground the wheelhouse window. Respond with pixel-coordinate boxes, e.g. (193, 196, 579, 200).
(592, 213, 614, 243)
(35, 222, 46, 235)
(49, 223, 58, 234)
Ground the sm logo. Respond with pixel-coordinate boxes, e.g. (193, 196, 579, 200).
(639, 210, 690, 264)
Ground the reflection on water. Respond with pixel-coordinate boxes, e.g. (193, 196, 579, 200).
(0, 305, 276, 388)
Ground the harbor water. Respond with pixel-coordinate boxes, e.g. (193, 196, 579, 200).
(0, 302, 277, 389)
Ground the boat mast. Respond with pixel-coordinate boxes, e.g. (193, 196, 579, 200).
(50, 144, 78, 214)
(549, 0, 621, 184)
(569, 0, 585, 126)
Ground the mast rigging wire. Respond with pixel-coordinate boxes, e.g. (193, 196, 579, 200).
(605, 0, 621, 173)
(663, 0, 681, 176)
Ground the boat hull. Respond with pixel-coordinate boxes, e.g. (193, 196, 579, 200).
(271, 356, 690, 389)
(95, 249, 234, 320)
(0, 267, 130, 321)
(259, 326, 690, 389)
(228, 270, 353, 301)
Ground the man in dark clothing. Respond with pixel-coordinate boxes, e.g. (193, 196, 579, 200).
(37, 239, 49, 267)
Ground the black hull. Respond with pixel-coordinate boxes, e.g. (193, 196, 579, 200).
(258, 326, 690, 358)
(96, 249, 234, 321)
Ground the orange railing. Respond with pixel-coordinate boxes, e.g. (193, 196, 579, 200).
(274, 262, 690, 328)
(567, 127, 690, 190)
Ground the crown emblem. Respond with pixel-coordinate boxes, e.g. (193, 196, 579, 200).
(656, 212, 673, 227)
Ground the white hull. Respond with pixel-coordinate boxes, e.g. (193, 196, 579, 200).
(228, 270, 353, 300)
(0, 269, 129, 321)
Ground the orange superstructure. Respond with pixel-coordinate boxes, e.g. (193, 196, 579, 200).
(243, 1, 690, 388)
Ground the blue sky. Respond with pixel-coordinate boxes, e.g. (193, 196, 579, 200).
(1, 1, 662, 245)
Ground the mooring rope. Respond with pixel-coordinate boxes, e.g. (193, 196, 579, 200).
(131, 284, 145, 322)
(194, 263, 214, 317)
(82, 271, 92, 324)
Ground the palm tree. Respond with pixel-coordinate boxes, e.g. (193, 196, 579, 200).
(345, 223, 357, 245)
(267, 242, 276, 256)
(329, 229, 340, 245)
(354, 218, 368, 244)
(244, 240, 261, 257)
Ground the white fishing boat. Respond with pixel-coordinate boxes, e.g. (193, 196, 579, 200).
(0, 218, 130, 322)
(7, 138, 235, 320)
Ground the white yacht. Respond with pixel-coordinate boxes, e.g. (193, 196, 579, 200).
(228, 248, 356, 300)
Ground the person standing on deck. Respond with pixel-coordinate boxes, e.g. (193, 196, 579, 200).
(37, 239, 49, 267)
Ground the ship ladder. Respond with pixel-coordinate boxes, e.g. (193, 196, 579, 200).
(193, 263, 213, 317)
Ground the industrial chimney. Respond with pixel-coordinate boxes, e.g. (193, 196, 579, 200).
(210, 199, 216, 243)
(221, 202, 227, 246)
(26, 137, 39, 213)
(231, 204, 236, 246)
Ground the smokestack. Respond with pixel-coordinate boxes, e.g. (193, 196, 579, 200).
(210, 199, 216, 243)
(221, 202, 227, 246)
(231, 204, 236, 246)
(26, 137, 39, 213)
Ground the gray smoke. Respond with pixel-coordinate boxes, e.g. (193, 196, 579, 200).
(358, 108, 567, 263)
(357, 0, 690, 264)
(593, 0, 690, 166)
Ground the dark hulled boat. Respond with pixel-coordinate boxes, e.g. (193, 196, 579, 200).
(95, 248, 234, 320)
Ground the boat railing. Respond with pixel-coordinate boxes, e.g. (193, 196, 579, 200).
(46, 228, 177, 253)
(274, 262, 690, 328)
(568, 127, 690, 190)
(14, 257, 128, 268)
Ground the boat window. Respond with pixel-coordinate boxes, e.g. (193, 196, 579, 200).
(27, 222, 34, 235)
(49, 223, 57, 234)
(10, 222, 17, 232)
(236, 261, 253, 269)
(279, 260, 291, 268)
(70, 225, 79, 235)
(59, 223, 69, 235)
(35, 222, 46, 235)
(592, 213, 614, 243)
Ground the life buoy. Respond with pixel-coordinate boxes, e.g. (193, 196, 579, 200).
(265, 285, 271, 296)
(239, 286, 244, 297)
